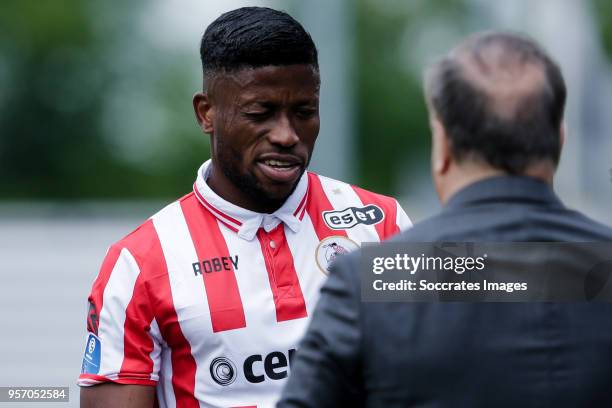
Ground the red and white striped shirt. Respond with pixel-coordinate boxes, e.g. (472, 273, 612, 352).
(78, 160, 411, 407)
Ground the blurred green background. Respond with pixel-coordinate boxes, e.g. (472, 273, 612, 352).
(1, 0, 611, 211)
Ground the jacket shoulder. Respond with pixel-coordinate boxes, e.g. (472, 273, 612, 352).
(392, 204, 612, 242)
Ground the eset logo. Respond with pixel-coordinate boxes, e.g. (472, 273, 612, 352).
(210, 349, 296, 386)
(323, 205, 384, 229)
(243, 349, 296, 383)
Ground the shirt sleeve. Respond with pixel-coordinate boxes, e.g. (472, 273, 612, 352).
(395, 199, 413, 232)
(78, 245, 161, 387)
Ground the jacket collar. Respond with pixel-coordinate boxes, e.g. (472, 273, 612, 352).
(444, 175, 564, 211)
(193, 160, 309, 241)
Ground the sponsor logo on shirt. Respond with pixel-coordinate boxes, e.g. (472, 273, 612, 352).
(192, 255, 239, 276)
(322, 205, 384, 230)
(210, 349, 296, 386)
(210, 357, 237, 386)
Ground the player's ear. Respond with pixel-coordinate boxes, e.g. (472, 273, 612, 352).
(193, 92, 214, 134)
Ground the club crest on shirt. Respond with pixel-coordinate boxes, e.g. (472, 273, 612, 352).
(322, 205, 384, 230)
(315, 236, 359, 274)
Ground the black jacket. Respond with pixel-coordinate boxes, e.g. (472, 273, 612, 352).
(279, 176, 612, 408)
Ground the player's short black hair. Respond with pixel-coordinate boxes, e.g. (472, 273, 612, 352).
(200, 7, 318, 87)
(426, 32, 566, 174)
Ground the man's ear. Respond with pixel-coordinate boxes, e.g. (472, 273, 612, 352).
(193, 92, 214, 134)
(431, 115, 451, 176)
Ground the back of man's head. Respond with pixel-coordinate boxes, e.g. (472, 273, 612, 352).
(425, 31, 566, 175)
(200, 7, 318, 89)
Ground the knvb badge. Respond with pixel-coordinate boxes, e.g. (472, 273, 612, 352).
(81, 333, 101, 374)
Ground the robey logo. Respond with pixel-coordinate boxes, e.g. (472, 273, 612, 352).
(192, 255, 239, 276)
(209, 349, 296, 386)
(322, 205, 384, 230)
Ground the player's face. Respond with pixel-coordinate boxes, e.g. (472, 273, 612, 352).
(194, 64, 320, 213)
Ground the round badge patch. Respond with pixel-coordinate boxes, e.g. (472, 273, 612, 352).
(315, 236, 360, 274)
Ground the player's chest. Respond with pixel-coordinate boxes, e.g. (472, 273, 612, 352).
(149, 225, 347, 339)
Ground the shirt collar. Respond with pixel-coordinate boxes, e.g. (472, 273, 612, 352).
(193, 159, 309, 241)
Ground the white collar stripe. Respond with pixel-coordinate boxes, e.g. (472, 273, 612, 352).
(293, 184, 309, 216)
(192, 183, 242, 231)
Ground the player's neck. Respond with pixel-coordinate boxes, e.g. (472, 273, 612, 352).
(206, 170, 284, 214)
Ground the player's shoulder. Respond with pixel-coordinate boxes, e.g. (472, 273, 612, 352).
(110, 192, 196, 258)
(308, 171, 400, 209)
(309, 172, 412, 235)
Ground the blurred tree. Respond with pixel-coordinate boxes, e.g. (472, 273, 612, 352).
(355, 0, 469, 194)
(593, 0, 612, 59)
(0, 0, 208, 200)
